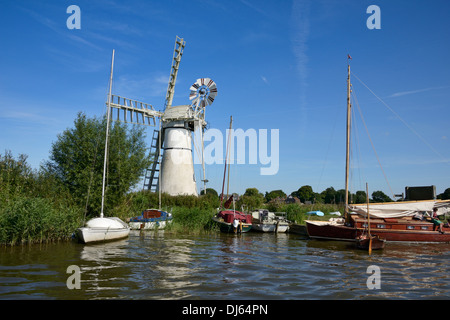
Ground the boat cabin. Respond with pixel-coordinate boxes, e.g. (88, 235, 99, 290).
(217, 210, 252, 224)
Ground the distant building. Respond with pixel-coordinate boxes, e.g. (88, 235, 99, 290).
(285, 195, 301, 204)
(405, 186, 436, 201)
(269, 195, 302, 206)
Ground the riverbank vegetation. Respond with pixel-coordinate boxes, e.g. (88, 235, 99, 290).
(2, 114, 449, 245)
(2, 146, 449, 246)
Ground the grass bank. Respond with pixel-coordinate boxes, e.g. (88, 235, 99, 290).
(117, 192, 345, 235)
(0, 188, 344, 245)
(0, 196, 83, 246)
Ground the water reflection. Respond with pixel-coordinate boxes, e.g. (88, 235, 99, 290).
(79, 239, 130, 295)
(0, 232, 448, 299)
(153, 236, 197, 299)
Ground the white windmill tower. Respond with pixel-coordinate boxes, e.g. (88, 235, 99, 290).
(142, 36, 218, 196)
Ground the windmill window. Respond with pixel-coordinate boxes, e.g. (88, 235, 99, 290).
(407, 225, 415, 230)
(376, 224, 386, 229)
(421, 226, 429, 230)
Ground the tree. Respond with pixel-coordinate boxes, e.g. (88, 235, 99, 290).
(437, 188, 450, 200)
(321, 187, 337, 204)
(200, 188, 218, 198)
(244, 188, 261, 197)
(238, 188, 265, 211)
(0, 151, 35, 198)
(265, 189, 286, 203)
(354, 190, 367, 204)
(296, 185, 314, 203)
(372, 190, 392, 203)
(44, 112, 150, 216)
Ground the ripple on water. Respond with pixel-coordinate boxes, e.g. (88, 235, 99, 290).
(0, 233, 449, 299)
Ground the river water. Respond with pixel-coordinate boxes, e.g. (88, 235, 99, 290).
(0, 231, 449, 300)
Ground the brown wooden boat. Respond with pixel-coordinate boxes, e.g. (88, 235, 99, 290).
(307, 213, 450, 243)
(356, 234, 386, 250)
(306, 62, 450, 244)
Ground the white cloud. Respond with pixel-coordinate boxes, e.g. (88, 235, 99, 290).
(261, 76, 269, 85)
(389, 86, 450, 98)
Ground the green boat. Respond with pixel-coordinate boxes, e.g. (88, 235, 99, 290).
(212, 210, 253, 233)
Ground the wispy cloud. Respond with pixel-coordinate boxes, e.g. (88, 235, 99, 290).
(290, 0, 310, 136)
(239, 0, 272, 19)
(291, 0, 310, 88)
(261, 76, 269, 85)
(22, 8, 102, 51)
(112, 73, 169, 105)
(389, 85, 450, 98)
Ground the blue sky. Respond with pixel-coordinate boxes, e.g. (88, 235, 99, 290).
(1, 0, 449, 198)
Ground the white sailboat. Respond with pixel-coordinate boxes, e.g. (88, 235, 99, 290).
(76, 50, 130, 244)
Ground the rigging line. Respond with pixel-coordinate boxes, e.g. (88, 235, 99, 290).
(313, 105, 340, 196)
(352, 88, 395, 199)
(351, 71, 449, 165)
(350, 96, 364, 196)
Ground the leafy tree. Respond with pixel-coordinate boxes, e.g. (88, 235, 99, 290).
(265, 189, 286, 202)
(321, 187, 337, 204)
(0, 151, 35, 199)
(354, 190, 367, 204)
(296, 185, 314, 203)
(244, 188, 261, 197)
(313, 192, 324, 204)
(200, 188, 218, 198)
(437, 188, 450, 200)
(44, 112, 150, 216)
(372, 190, 392, 203)
(238, 188, 265, 211)
(335, 189, 348, 204)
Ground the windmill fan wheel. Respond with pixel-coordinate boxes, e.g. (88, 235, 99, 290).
(189, 78, 217, 107)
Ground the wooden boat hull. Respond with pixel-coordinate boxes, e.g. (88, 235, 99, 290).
(288, 223, 308, 236)
(306, 216, 450, 243)
(305, 220, 357, 241)
(356, 236, 386, 250)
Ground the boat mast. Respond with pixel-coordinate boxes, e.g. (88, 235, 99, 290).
(366, 183, 371, 236)
(344, 61, 352, 223)
(220, 116, 233, 209)
(101, 49, 115, 219)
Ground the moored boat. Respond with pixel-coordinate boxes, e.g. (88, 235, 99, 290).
(288, 223, 309, 236)
(356, 234, 386, 250)
(307, 201, 450, 243)
(77, 217, 130, 244)
(306, 60, 450, 243)
(212, 210, 253, 233)
(212, 116, 252, 233)
(76, 50, 130, 244)
(128, 209, 173, 230)
(251, 209, 289, 233)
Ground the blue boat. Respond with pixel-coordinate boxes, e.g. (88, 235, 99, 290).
(128, 209, 173, 230)
(306, 210, 325, 217)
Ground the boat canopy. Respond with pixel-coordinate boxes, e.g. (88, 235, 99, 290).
(349, 200, 450, 218)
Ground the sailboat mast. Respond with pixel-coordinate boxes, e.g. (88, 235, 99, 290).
(220, 116, 233, 208)
(101, 49, 115, 219)
(344, 63, 352, 222)
(158, 119, 162, 210)
(366, 183, 371, 236)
